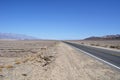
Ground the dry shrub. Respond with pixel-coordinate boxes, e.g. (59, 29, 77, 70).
(81, 42, 84, 44)
(41, 47, 47, 52)
(22, 58, 29, 63)
(95, 44, 99, 46)
(15, 59, 21, 64)
(22, 74, 27, 76)
(90, 44, 95, 46)
(43, 56, 51, 62)
(0, 68, 2, 72)
(0, 65, 4, 68)
(29, 57, 36, 61)
(109, 45, 120, 49)
(15, 61, 21, 64)
(110, 46, 116, 48)
(109, 45, 115, 48)
(115, 46, 120, 49)
(5, 65, 14, 69)
(103, 45, 108, 47)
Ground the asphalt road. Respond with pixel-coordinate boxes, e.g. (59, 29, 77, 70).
(64, 41, 120, 69)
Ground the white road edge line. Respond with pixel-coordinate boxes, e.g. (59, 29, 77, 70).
(65, 43, 120, 70)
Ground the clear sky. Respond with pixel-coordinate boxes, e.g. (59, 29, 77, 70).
(0, 0, 120, 40)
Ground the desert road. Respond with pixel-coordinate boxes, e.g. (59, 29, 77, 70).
(63, 41, 120, 70)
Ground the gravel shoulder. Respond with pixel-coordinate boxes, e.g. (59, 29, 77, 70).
(50, 42, 120, 80)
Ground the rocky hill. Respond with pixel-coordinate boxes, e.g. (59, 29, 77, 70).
(84, 34, 120, 40)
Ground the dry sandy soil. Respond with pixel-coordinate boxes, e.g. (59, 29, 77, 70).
(0, 40, 120, 80)
(0, 40, 56, 57)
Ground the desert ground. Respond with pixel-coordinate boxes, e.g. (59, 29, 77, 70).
(0, 40, 120, 80)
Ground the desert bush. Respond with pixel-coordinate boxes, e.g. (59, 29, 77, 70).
(95, 44, 99, 46)
(22, 58, 29, 63)
(43, 56, 51, 62)
(22, 74, 27, 76)
(109, 45, 114, 48)
(41, 47, 47, 51)
(90, 44, 95, 46)
(30, 57, 36, 61)
(116, 46, 120, 49)
(81, 42, 84, 44)
(0, 65, 4, 68)
(0, 66, 4, 72)
(103, 45, 108, 47)
(109, 45, 120, 49)
(15, 61, 21, 64)
(0, 68, 2, 72)
(109, 45, 116, 48)
(5, 65, 14, 69)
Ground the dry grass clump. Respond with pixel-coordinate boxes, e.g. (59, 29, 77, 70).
(0, 66, 3, 72)
(0, 68, 2, 72)
(81, 42, 84, 44)
(41, 47, 47, 51)
(0, 65, 4, 68)
(95, 44, 99, 46)
(102, 45, 108, 47)
(15, 61, 21, 64)
(22, 58, 29, 63)
(90, 43, 96, 46)
(29, 57, 36, 61)
(90, 43, 100, 46)
(22, 73, 27, 76)
(109, 45, 120, 49)
(5, 65, 14, 69)
(41, 47, 47, 53)
(42, 56, 51, 62)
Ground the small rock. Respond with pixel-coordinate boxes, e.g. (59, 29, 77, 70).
(0, 74, 4, 77)
(22, 74, 27, 76)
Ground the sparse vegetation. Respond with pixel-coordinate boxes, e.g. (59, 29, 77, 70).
(29, 57, 36, 61)
(95, 44, 99, 46)
(41, 47, 47, 51)
(0, 65, 4, 68)
(0, 40, 57, 57)
(109, 45, 120, 49)
(15, 61, 21, 64)
(0, 68, 2, 72)
(81, 42, 84, 44)
(22, 58, 29, 63)
(90, 43, 95, 46)
(0, 40, 120, 80)
(5, 65, 14, 69)
(109, 45, 116, 48)
(0, 40, 58, 79)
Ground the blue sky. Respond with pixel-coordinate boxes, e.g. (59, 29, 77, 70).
(0, 0, 120, 40)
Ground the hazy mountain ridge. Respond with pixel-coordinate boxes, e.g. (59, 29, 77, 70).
(0, 33, 38, 40)
(85, 34, 120, 40)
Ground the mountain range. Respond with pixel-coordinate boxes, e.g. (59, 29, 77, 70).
(0, 33, 38, 40)
(85, 34, 120, 40)
(0, 33, 120, 40)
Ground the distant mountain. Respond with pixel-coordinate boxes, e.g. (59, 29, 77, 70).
(84, 36, 102, 40)
(0, 33, 38, 40)
(84, 34, 120, 40)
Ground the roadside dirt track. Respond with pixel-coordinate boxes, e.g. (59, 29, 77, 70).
(50, 43, 120, 80)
